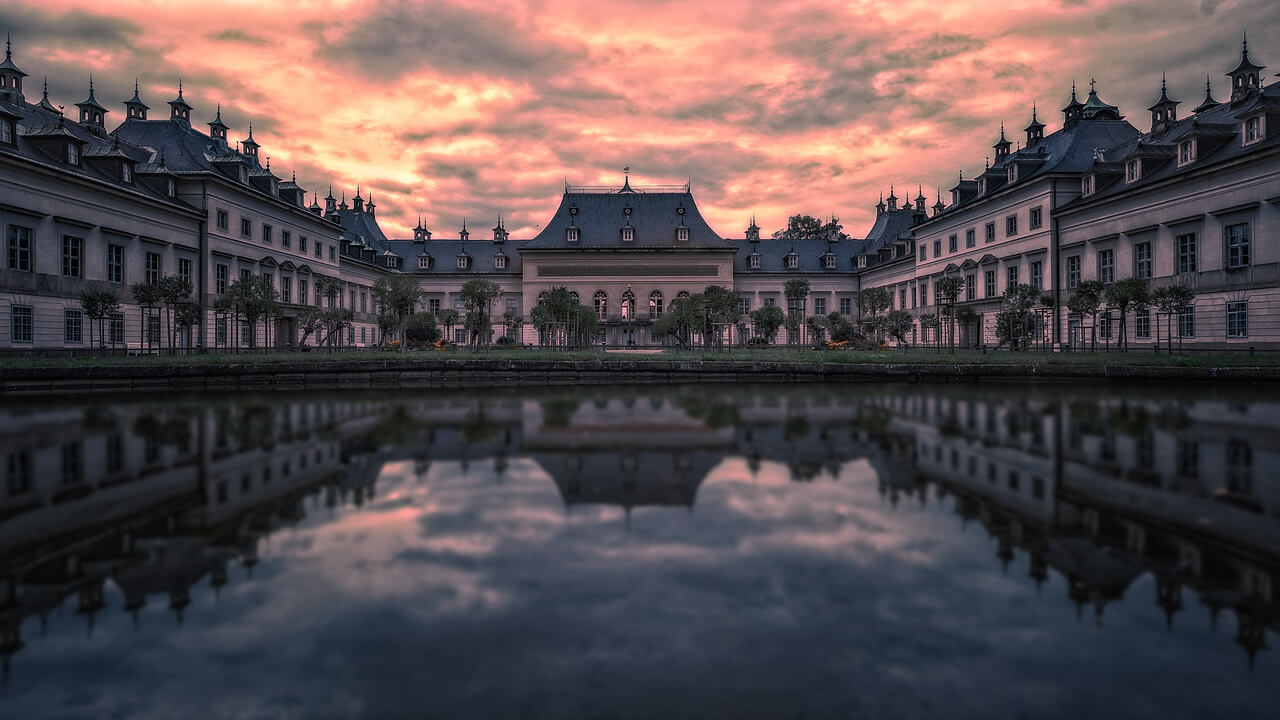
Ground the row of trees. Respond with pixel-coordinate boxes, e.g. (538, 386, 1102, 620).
(1065, 278, 1194, 352)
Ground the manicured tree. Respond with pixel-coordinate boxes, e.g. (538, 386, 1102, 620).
(825, 311, 855, 343)
(805, 315, 829, 344)
(882, 310, 914, 347)
(701, 285, 741, 347)
(783, 278, 811, 345)
(750, 304, 786, 345)
(405, 313, 440, 345)
(131, 282, 163, 351)
(173, 302, 203, 350)
(1151, 284, 1194, 354)
(994, 283, 1041, 350)
(322, 308, 353, 349)
(1104, 277, 1150, 352)
(372, 273, 426, 348)
(1067, 280, 1104, 351)
(502, 308, 523, 344)
(229, 275, 279, 349)
(436, 308, 460, 344)
(158, 275, 194, 352)
(856, 287, 891, 340)
(933, 276, 964, 352)
(298, 306, 324, 347)
(653, 293, 700, 347)
(458, 279, 501, 348)
(918, 313, 939, 350)
(954, 306, 979, 348)
(315, 276, 344, 309)
(81, 289, 121, 349)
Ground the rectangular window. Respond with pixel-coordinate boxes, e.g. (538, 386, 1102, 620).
(984, 270, 996, 298)
(1006, 265, 1019, 288)
(1082, 175, 1094, 195)
(1099, 310, 1112, 340)
(1135, 308, 1150, 339)
(911, 286, 917, 308)
(7, 225, 32, 271)
(282, 230, 291, 249)
(813, 297, 826, 316)
(749, 254, 761, 269)
(839, 297, 852, 315)
(933, 240, 941, 257)
(1178, 307, 1195, 338)
(1177, 440, 1199, 478)
(1097, 248, 1114, 284)
(1029, 206, 1043, 230)
(0, 118, 12, 145)
(177, 257, 192, 286)
(1225, 223, 1250, 269)
(1244, 116, 1261, 144)
(360, 291, 368, 313)
(1227, 301, 1248, 338)
(1134, 242, 1152, 279)
(64, 309, 83, 344)
(108, 312, 124, 344)
(262, 224, 273, 245)
(329, 246, 336, 262)
(428, 298, 441, 314)
(965, 229, 975, 248)
(107, 244, 124, 283)
(315, 242, 323, 259)
(147, 314, 161, 345)
(948, 235, 957, 253)
(60, 441, 82, 485)
(1126, 159, 1140, 182)
(282, 276, 292, 303)
(763, 297, 776, 307)
(1005, 215, 1018, 237)
(919, 244, 927, 261)
(299, 236, 308, 253)
(62, 235, 83, 278)
(298, 279, 308, 306)
(10, 306, 32, 343)
(1030, 261, 1043, 291)
(1176, 233, 1197, 274)
(965, 274, 976, 301)
(1066, 255, 1081, 289)
(144, 252, 161, 285)
(216, 209, 228, 231)
(215, 317, 227, 346)
(216, 264, 228, 294)
(985, 222, 996, 243)
(240, 323, 252, 346)
(1179, 141, 1194, 164)
(738, 297, 750, 317)
(241, 218, 252, 237)
(919, 281, 928, 306)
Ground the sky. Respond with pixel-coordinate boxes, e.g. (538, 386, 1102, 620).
(2, 0, 1277, 240)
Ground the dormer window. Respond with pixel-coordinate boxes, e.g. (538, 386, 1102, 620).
(494, 254, 507, 269)
(676, 227, 689, 242)
(1082, 175, 1095, 196)
(1125, 159, 1140, 183)
(786, 254, 799, 270)
(67, 143, 80, 166)
(566, 227, 579, 242)
(456, 254, 469, 269)
(1178, 140, 1195, 165)
(748, 254, 760, 269)
(858, 256, 868, 269)
(418, 255, 431, 269)
(977, 179, 986, 194)
(1007, 165, 1017, 183)
(0, 118, 13, 145)
(823, 254, 836, 269)
(621, 226, 634, 242)
(122, 164, 132, 183)
(167, 179, 175, 197)
(1244, 116, 1262, 145)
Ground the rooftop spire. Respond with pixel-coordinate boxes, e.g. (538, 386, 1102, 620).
(38, 76, 57, 113)
(1195, 75, 1221, 113)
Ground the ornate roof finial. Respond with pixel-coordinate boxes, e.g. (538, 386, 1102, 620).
(5, 32, 11, 63)
(247, 122, 254, 139)
(1032, 102, 1038, 122)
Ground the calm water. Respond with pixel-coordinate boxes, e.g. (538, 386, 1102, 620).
(1, 383, 1277, 719)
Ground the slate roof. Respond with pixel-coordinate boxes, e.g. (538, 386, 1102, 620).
(330, 207, 524, 276)
(0, 91, 195, 213)
(1063, 80, 1280, 208)
(521, 184, 736, 252)
(732, 206, 919, 274)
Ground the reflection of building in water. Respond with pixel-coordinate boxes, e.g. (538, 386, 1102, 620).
(0, 398, 383, 680)
(869, 387, 1280, 668)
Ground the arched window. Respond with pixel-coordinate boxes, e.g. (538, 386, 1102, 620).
(593, 291, 608, 320)
(677, 290, 690, 299)
(649, 291, 663, 320)
(621, 290, 635, 320)
(569, 291, 580, 303)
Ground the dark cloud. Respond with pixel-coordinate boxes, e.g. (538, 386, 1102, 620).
(206, 29, 270, 46)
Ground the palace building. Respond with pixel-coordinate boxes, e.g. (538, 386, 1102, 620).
(1, 35, 1278, 350)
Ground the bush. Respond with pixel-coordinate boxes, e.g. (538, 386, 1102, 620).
(747, 336, 770, 347)
(495, 335, 517, 346)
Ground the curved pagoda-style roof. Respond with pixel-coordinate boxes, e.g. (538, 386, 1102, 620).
(522, 182, 735, 251)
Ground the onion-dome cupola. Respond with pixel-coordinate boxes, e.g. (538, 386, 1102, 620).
(493, 216, 508, 243)
(413, 215, 431, 243)
(36, 77, 57, 113)
(459, 218, 470, 241)
(915, 185, 927, 212)
(875, 193, 885, 216)
(240, 123, 260, 161)
(168, 79, 193, 124)
(76, 77, 108, 131)
(123, 79, 149, 120)
(324, 185, 337, 215)
(993, 123, 1012, 160)
(0, 34, 28, 103)
(352, 185, 364, 212)
(886, 185, 898, 212)
(1148, 73, 1180, 134)
(745, 215, 760, 242)
(1194, 76, 1221, 114)
(932, 190, 946, 217)
(1227, 33, 1265, 102)
(1024, 104, 1045, 147)
(366, 194, 376, 217)
(1062, 80, 1084, 129)
(1080, 79, 1122, 121)
(207, 103, 228, 142)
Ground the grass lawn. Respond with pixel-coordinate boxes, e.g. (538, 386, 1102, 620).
(2, 346, 1278, 370)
